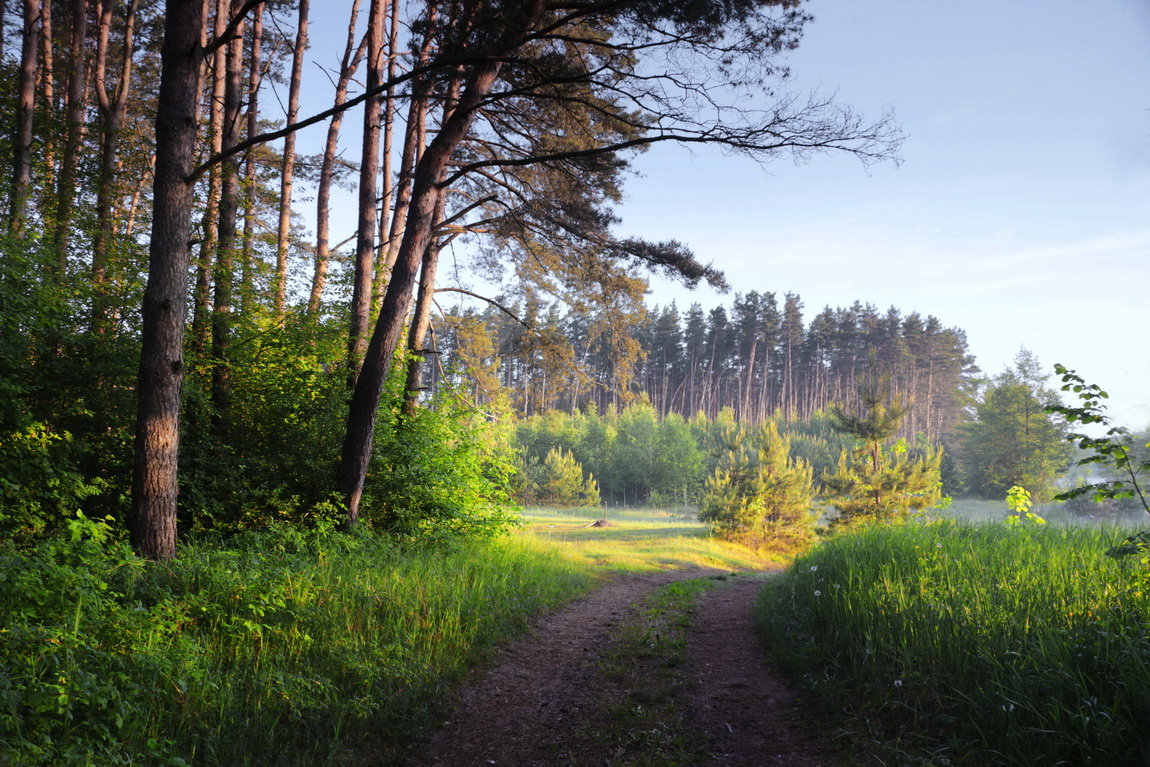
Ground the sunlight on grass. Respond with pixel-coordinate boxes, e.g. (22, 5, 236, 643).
(517, 506, 784, 572)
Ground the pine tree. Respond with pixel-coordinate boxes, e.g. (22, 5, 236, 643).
(700, 421, 815, 549)
(823, 386, 943, 527)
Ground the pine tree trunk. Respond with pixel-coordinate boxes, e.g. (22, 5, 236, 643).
(91, 0, 138, 333)
(239, 3, 262, 314)
(9, 0, 40, 234)
(346, 0, 387, 376)
(308, 0, 363, 315)
(272, 0, 307, 316)
(130, 0, 205, 560)
(336, 1, 546, 523)
(51, 0, 89, 266)
(190, 0, 227, 358)
(209, 2, 245, 420)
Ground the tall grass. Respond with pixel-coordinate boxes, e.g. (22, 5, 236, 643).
(757, 521, 1150, 765)
(0, 521, 593, 765)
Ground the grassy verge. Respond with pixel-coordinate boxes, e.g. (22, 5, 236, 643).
(0, 521, 594, 766)
(756, 520, 1150, 765)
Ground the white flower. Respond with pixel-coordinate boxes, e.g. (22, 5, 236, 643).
(893, 679, 903, 688)
(814, 590, 822, 597)
(810, 565, 819, 572)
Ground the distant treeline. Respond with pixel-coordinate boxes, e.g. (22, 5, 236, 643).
(428, 291, 977, 444)
(514, 403, 913, 507)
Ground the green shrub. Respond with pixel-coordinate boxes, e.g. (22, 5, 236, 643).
(699, 421, 815, 549)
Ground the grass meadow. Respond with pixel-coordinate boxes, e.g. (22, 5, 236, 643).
(757, 520, 1150, 765)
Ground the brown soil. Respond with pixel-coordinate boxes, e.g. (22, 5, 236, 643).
(414, 570, 834, 767)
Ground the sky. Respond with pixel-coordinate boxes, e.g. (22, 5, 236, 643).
(616, 0, 1150, 428)
(304, 0, 1150, 429)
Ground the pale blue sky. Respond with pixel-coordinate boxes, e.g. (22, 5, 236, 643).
(620, 0, 1150, 428)
(302, 1, 1150, 427)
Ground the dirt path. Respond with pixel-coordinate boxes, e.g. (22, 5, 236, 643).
(415, 570, 833, 767)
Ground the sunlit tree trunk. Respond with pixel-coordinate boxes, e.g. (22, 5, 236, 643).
(272, 0, 307, 316)
(337, 0, 547, 524)
(190, 0, 226, 358)
(238, 2, 262, 313)
(131, 0, 204, 560)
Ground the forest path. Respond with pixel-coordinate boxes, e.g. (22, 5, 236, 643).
(413, 568, 834, 766)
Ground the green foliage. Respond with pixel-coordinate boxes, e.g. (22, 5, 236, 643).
(823, 390, 943, 526)
(515, 404, 705, 505)
(699, 421, 815, 549)
(960, 350, 1071, 501)
(361, 375, 519, 541)
(758, 522, 1150, 766)
(0, 526, 592, 765)
(1047, 363, 1149, 514)
(523, 447, 601, 506)
(1003, 484, 1045, 526)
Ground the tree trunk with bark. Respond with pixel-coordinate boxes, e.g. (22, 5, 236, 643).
(272, 0, 307, 316)
(130, 0, 204, 560)
(346, 0, 387, 377)
(9, 0, 40, 234)
(307, 0, 363, 315)
(239, 2, 262, 313)
(336, 0, 546, 524)
(51, 0, 90, 266)
(91, 0, 138, 333)
(209, 1, 245, 420)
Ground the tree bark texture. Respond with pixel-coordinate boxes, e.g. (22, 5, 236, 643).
(209, 0, 245, 419)
(91, 0, 138, 332)
(130, 0, 205, 560)
(51, 0, 90, 265)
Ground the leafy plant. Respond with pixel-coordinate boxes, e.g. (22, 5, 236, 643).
(1047, 364, 1149, 514)
(1004, 484, 1045, 526)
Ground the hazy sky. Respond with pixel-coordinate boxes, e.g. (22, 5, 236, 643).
(305, 1, 1150, 428)
(618, 0, 1150, 428)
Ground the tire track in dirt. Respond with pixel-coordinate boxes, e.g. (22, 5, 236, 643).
(683, 575, 834, 766)
(415, 570, 833, 766)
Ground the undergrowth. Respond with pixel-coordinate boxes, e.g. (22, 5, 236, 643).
(757, 520, 1150, 765)
(0, 517, 593, 765)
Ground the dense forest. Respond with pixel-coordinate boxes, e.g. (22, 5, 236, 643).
(0, 0, 912, 556)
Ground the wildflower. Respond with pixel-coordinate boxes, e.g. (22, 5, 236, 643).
(810, 565, 818, 572)
(893, 679, 903, 688)
(814, 590, 822, 597)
